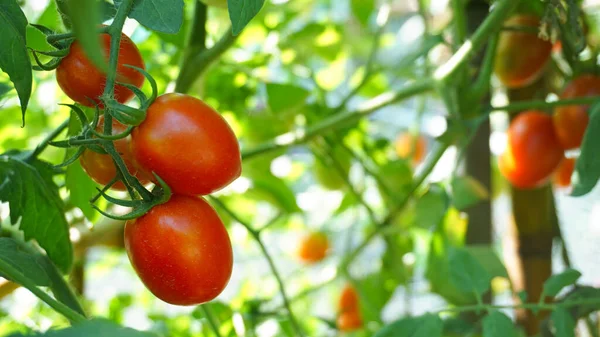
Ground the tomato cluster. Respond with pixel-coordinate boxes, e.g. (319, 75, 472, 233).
(57, 32, 240, 305)
(337, 284, 363, 332)
(499, 75, 599, 189)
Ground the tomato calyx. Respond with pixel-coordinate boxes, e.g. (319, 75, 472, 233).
(92, 172, 172, 220)
(101, 65, 158, 126)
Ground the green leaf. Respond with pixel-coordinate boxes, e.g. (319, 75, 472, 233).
(0, 238, 84, 316)
(451, 175, 489, 210)
(9, 319, 158, 336)
(355, 272, 397, 322)
(0, 154, 73, 273)
(541, 268, 582, 299)
(415, 184, 448, 230)
(228, 0, 265, 35)
(465, 245, 508, 279)
(115, 0, 184, 34)
(265, 83, 309, 115)
(63, 0, 106, 72)
(0, 238, 51, 287)
(551, 307, 576, 337)
(571, 103, 600, 196)
(0, 0, 32, 121)
(350, 0, 374, 27)
(482, 311, 517, 337)
(246, 174, 300, 213)
(448, 247, 492, 297)
(374, 314, 443, 337)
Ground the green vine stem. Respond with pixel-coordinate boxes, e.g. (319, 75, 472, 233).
(439, 297, 600, 315)
(242, 78, 436, 160)
(0, 258, 86, 324)
(340, 143, 449, 270)
(175, 27, 238, 93)
(95, 0, 152, 201)
(200, 305, 223, 337)
(209, 197, 305, 337)
(29, 118, 70, 159)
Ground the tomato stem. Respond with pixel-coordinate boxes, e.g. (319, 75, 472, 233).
(209, 197, 306, 337)
(29, 118, 70, 159)
(340, 142, 450, 270)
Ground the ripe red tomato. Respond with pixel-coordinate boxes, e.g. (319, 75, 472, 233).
(124, 195, 233, 305)
(494, 15, 552, 89)
(56, 32, 145, 107)
(80, 115, 149, 191)
(553, 75, 600, 150)
(296, 232, 329, 264)
(338, 284, 359, 313)
(498, 111, 563, 189)
(395, 133, 426, 165)
(131, 93, 242, 196)
(554, 157, 576, 188)
(337, 310, 363, 332)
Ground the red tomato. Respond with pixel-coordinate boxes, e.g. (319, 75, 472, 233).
(498, 111, 563, 189)
(56, 32, 145, 107)
(553, 75, 600, 150)
(80, 115, 149, 191)
(131, 93, 242, 196)
(124, 195, 233, 305)
(338, 284, 359, 313)
(395, 133, 426, 165)
(296, 232, 329, 264)
(554, 157, 576, 188)
(494, 15, 552, 89)
(337, 310, 363, 332)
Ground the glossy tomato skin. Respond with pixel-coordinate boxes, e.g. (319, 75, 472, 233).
(80, 116, 149, 191)
(297, 232, 329, 264)
(337, 310, 363, 332)
(494, 15, 552, 89)
(553, 75, 600, 149)
(124, 195, 233, 305)
(131, 93, 241, 196)
(554, 157, 576, 188)
(498, 111, 563, 189)
(395, 133, 426, 165)
(338, 284, 359, 313)
(56, 32, 145, 107)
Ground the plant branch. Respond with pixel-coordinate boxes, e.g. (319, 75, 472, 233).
(29, 118, 70, 159)
(490, 96, 600, 114)
(340, 143, 449, 269)
(208, 197, 305, 337)
(242, 79, 435, 160)
(200, 305, 223, 337)
(175, 27, 238, 93)
(434, 0, 519, 82)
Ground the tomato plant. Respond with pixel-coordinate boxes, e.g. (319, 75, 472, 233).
(56, 32, 145, 107)
(79, 115, 149, 191)
(553, 74, 600, 150)
(124, 195, 233, 305)
(296, 232, 329, 264)
(498, 111, 563, 189)
(494, 15, 552, 89)
(395, 133, 426, 165)
(337, 310, 363, 332)
(554, 157, 576, 188)
(131, 93, 241, 196)
(3, 0, 600, 336)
